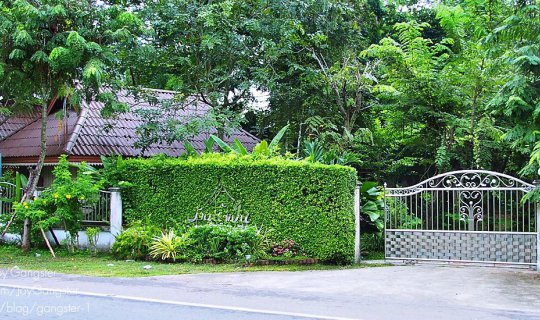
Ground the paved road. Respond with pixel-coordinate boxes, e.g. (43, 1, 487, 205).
(0, 288, 316, 320)
(1, 264, 539, 319)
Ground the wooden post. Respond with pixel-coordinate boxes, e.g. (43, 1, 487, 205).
(40, 227, 55, 258)
(354, 182, 362, 264)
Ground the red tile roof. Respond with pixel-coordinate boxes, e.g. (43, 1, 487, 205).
(0, 110, 77, 158)
(0, 111, 40, 143)
(0, 89, 259, 160)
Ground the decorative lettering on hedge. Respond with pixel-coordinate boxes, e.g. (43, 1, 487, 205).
(187, 180, 250, 225)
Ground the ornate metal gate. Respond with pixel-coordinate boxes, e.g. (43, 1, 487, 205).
(0, 181, 19, 217)
(384, 170, 539, 267)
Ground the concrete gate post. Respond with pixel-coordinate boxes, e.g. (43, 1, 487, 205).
(354, 182, 362, 264)
(109, 188, 123, 238)
(535, 179, 540, 272)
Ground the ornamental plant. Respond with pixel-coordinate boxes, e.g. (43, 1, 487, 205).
(14, 155, 102, 251)
(149, 230, 186, 262)
(111, 222, 161, 260)
(184, 224, 265, 262)
(270, 239, 303, 258)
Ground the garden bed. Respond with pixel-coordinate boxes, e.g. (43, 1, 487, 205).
(0, 245, 387, 278)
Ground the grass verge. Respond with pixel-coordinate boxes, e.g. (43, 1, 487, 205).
(0, 245, 388, 278)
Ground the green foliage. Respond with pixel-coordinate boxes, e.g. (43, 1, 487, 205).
(100, 155, 132, 189)
(232, 139, 249, 155)
(4, 0, 538, 199)
(211, 125, 290, 157)
(113, 223, 268, 263)
(184, 224, 265, 262)
(385, 197, 423, 230)
(486, 3, 540, 176)
(0, 1, 143, 250)
(110, 153, 357, 262)
(102, 0, 537, 183)
(111, 222, 161, 260)
(86, 227, 101, 255)
(124, 0, 263, 136)
(268, 125, 290, 153)
(304, 139, 359, 165)
(13, 155, 102, 249)
(149, 231, 185, 262)
(210, 134, 234, 153)
(360, 233, 384, 253)
(0, 0, 136, 109)
(360, 182, 384, 233)
(304, 139, 325, 163)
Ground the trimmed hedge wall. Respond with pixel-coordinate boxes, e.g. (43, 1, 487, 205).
(115, 154, 357, 262)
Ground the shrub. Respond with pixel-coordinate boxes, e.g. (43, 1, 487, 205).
(360, 233, 384, 253)
(111, 222, 161, 260)
(184, 224, 265, 262)
(12, 155, 102, 251)
(149, 231, 185, 262)
(113, 153, 357, 263)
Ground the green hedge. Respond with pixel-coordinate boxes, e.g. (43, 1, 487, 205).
(114, 154, 357, 262)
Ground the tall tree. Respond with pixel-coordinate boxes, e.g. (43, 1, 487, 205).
(124, 0, 263, 139)
(0, 0, 139, 249)
(256, 0, 383, 149)
(362, 20, 464, 175)
(487, 1, 540, 176)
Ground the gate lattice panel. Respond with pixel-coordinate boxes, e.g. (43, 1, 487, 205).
(0, 182, 19, 217)
(384, 170, 539, 266)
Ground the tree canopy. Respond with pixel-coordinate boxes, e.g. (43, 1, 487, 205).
(2, 0, 540, 187)
(0, 0, 141, 248)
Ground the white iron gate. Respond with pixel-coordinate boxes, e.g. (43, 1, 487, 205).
(384, 170, 539, 267)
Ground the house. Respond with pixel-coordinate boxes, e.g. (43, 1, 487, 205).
(0, 88, 259, 186)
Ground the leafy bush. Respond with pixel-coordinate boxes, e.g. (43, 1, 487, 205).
(360, 233, 384, 253)
(111, 222, 161, 260)
(184, 224, 264, 262)
(112, 153, 357, 262)
(13, 155, 102, 251)
(304, 139, 359, 165)
(149, 231, 185, 262)
(360, 181, 385, 233)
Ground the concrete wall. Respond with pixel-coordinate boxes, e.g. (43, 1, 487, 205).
(3, 229, 114, 251)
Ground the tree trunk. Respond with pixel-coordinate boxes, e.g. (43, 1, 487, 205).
(342, 111, 353, 144)
(20, 218, 31, 251)
(21, 99, 49, 251)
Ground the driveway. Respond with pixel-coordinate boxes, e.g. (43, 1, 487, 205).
(1, 264, 539, 319)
